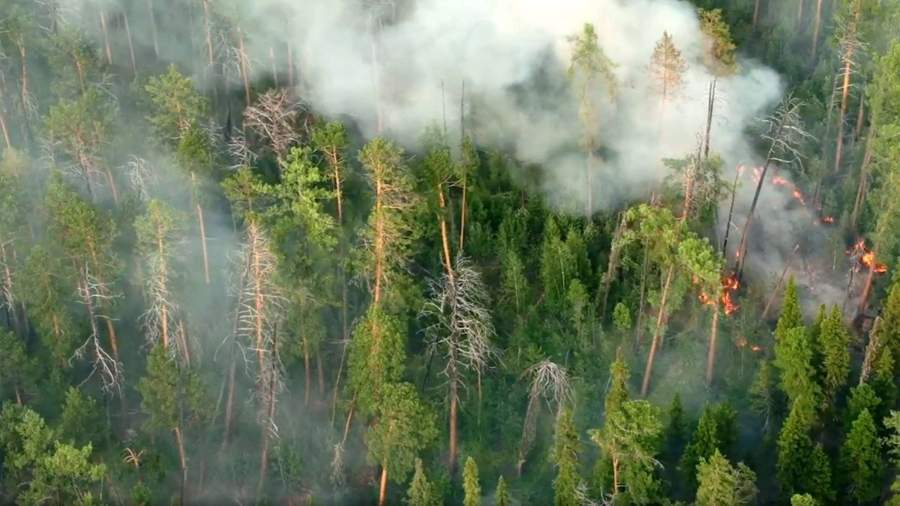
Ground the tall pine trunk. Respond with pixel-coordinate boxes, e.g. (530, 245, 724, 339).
(705, 304, 720, 384)
(641, 265, 674, 396)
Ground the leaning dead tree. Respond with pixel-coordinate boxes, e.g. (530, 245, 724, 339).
(235, 220, 285, 497)
(423, 256, 496, 474)
(73, 265, 122, 396)
(516, 360, 572, 476)
(243, 89, 300, 166)
(734, 96, 812, 279)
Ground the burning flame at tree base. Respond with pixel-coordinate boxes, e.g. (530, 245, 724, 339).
(847, 239, 888, 274)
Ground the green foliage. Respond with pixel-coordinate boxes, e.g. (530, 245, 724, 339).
(495, 475, 511, 506)
(57, 387, 100, 447)
(0, 328, 35, 401)
(776, 399, 833, 501)
(845, 383, 880, 430)
(698, 8, 738, 76)
(818, 306, 851, 402)
(406, 458, 440, 506)
(347, 307, 407, 415)
(551, 409, 579, 506)
(144, 65, 208, 143)
(137, 344, 206, 433)
(839, 409, 885, 504)
(790, 494, 817, 506)
(695, 450, 757, 506)
(612, 302, 632, 332)
(463, 456, 481, 506)
(680, 403, 737, 492)
(591, 400, 664, 504)
(774, 327, 821, 408)
(366, 382, 437, 483)
(775, 277, 803, 342)
(0, 404, 105, 505)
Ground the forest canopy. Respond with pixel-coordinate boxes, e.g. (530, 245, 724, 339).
(1, 0, 900, 504)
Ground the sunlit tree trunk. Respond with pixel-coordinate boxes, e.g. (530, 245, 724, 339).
(812, 0, 824, 59)
(641, 265, 674, 396)
(99, 11, 112, 65)
(123, 13, 137, 78)
(147, 0, 159, 58)
(705, 304, 720, 384)
(378, 466, 389, 506)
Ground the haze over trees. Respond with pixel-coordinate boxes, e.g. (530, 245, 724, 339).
(2, 0, 900, 504)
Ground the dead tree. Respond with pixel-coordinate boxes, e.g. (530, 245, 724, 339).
(734, 97, 812, 278)
(74, 266, 122, 396)
(423, 257, 496, 474)
(243, 89, 300, 167)
(236, 221, 284, 497)
(833, 7, 865, 173)
(516, 360, 572, 476)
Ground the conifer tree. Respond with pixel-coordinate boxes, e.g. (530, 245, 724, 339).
(818, 306, 851, 403)
(775, 327, 821, 407)
(567, 23, 616, 215)
(839, 409, 884, 504)
(463, 456, 481, 506)
(650, 31, 687, 106)
(680, 403, 737, 493)
(591, 400, 663, 503)
(777, 398, 832, 501)
(552, 409, 580, 506)
(495, 475, 510, 506)
(695, 449, 758, 506)
(406, 458, 439, 506)
(366, 382, 437, 506)
(776, 278, 803, 342)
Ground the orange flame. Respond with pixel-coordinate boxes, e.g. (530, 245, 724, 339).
(847, 239, 888, 274)
(820, 216, 835, 224)
(750, 345, 763, 353)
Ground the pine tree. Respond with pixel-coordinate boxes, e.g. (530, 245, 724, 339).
(845, 383, 880, 430)
(406, 458, 439, 506)
(839, 409, 885, 504)
(650, 31, 688, 104)
(695, 449, 758, 506)
(774, 327, 821, 407)
(818, 306, 851, 402)
(366, 382, 438, 506)
(591, 400, 664, 503)
(552, 409, 580, 506)
(495, 476, 511, 506)
(777, 398, 832, 500)
(775, 277, 803, 342)
(463, 457, 481, 506)
(680, 403, 737, 493)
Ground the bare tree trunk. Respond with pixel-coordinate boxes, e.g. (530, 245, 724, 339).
(449, 376, 459, 474)
(834, 56, 854, 173)
(104, 167, 119, 205)
(269, 46, 278, 88)
(237, 29, 251, 106)
(373, 179, 384, 306)
(147, 0, 159, 58)
(721, 168, 740, 255)
(257, 345, 278, 498)
(378, 466, 389, 506)
(601, 213, 626, 319)
(797, 0, 805, 26)
(812, 0, 824, 59)
(192, 174, 211, 285)
(316, 351, 324, 396)
(341, 398, 355, 445)
(703, 80, 717, 161)
(0, 104, 11, 150)
(100, 11, 112, 65)
(857, 258, 877, 318)
(705, 304, 720, 384)
(850, 130, 874, 231)
(854, 94, 865, 141)
(106, 318, 120, 362)
(123, 13, 137, 78)
(437, 186, 455, 284)
(753, 0, 762, 29)
(221, 356, 236, 450)
(202, 0, 214, 69)
(177, 320, 191, 366)
(612, 456, 620, 497)
(174, 425, 188, 505)
(641, 265, 674, 396)
(634, 247, 651, 347)
(303, 336, 310, 407)
(287, 43, 294, 89)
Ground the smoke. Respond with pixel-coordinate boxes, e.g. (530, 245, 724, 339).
(259, 0, 783, 213)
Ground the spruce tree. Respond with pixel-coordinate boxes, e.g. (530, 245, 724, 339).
(680, 403, 737, 491)
(774, 327, 821, 407)
(463, 457, 481, 506)
(839, 409, 885, 504)
(552, 409, 580, 506)
(695, 449, 757, 506)
(494, 476, 510, 506)
(406, 458, 439, 506)
(818, 306, 850, 402)
(775, 277, 803, 343)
